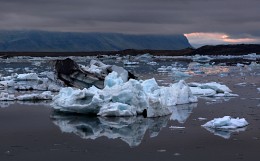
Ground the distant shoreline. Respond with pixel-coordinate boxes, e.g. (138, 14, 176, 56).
(0, 44, 260, 57)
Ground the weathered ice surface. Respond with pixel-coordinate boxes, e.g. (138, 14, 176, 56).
(54, 58, 136, 89)
(51, 72, 198, 117)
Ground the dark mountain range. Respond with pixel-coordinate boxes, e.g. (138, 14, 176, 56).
(0, 31, 191, 52)
(191, 44, 260, 55)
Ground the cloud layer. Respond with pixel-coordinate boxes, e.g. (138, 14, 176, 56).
(0, 0, 259, 44)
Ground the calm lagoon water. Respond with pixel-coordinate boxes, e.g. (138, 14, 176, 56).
(0, 56, 259, 161)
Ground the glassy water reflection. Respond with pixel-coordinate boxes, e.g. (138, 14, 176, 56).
(51, 112, 169, 147)
(51, 103, 199, 147)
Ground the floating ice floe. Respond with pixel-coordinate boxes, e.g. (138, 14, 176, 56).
(188, 82, 237, 97)
(134, 53, 153, 63)
(169, 126, 185, 129)
(147, 61, 158, 65)
(243, 53, 258, 60)
(51, 113, 169, 147)
(0, 72, 62, 92)
(202, 116, 248, 139)
(51, 72, 197, 117)
(202, 116, 248, 129)
(16, 73, 39, 81)
(157, 66, 173, 72)
(123, 60, 139, 65)
(0, 91, 54, 101)
(235, 82, 247, 86)
(17, 91, 54, 101)
(257, 88, 260, 92)
(0, 92, 16, 101)
(171, 70, 192, 82)
(192, 55, 213, 63)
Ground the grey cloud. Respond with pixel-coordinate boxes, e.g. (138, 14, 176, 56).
(0, 0, 259, 41)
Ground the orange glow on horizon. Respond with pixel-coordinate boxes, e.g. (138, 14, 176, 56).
(185, 32, 258, 46)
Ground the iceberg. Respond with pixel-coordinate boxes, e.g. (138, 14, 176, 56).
(52, 72, 197, 117)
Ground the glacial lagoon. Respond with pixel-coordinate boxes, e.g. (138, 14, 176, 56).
(0, 54, 260, 161)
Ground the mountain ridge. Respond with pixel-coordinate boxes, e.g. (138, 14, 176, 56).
(0, 30, 192, 52)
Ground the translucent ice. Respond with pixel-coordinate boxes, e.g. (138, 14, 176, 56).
(52, 73, 197, 117)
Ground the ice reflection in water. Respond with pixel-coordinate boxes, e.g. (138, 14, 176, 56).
(51, 103, 200, 147)
(0, 100, 52, 108)
(202, 126, 247, 139)
(51, 112, 169, 147)
(170, 103, 197, 123)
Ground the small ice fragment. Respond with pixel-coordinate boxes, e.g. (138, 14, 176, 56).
(16, 73, 39, 81)
(189, 87, 216, 96)
(157, 149, 166, 152)
(235, 82, 247, 86)
(123, 60, 139, 65)
(257, 88, 260, 92)
(169, 126, 185, 129)
(198, 117, 207, 121)
(214, 92, 239, 97)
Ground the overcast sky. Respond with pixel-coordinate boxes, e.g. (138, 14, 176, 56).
(0, 0, 259, 46)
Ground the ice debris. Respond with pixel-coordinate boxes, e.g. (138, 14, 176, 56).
(0, 92, 16, 101)
(0, 91, 53, 101)
(0, 72, 62, 92)
(17, 91, 54, 101)
(51, 72, 197, 117)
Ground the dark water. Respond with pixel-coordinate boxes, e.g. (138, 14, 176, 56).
(0, 56, 260, 161)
